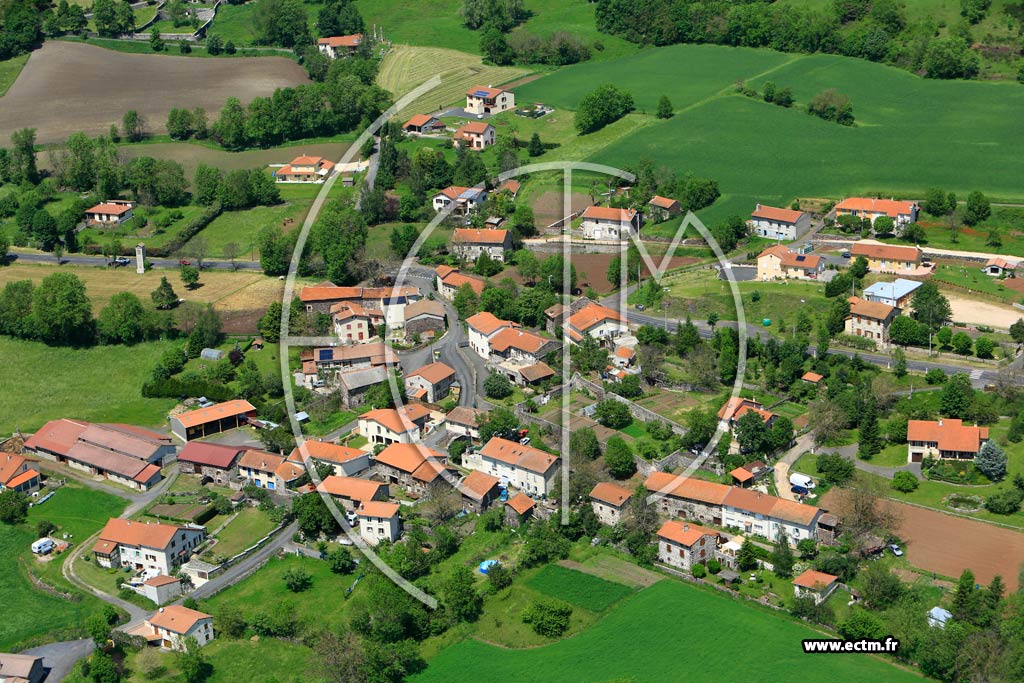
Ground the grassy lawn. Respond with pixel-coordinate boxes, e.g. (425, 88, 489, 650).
(200, 554, 359, 633)
(661, 267, 831, 330)
(357, 0, 479, 54)
(209, 0, 325, 46)
(202, 507, 276, 560)
(0, 485, 125, 650)
(931, 263, 1024, 305)
(515, 44, 1024, 224)
(863, 442, 911, 468)
(524, 564, 635, 612)
(412, 578, 921, 682)
(0, 336, 178, 433)
(75, 637, 322, 683)
(303, 409, 358, 437)
(0, 53, 29, 96)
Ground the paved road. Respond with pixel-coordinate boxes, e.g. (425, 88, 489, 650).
(8, 251, 262, 271)
(612, 302, 1018, 388)
(400, 266, 480, 408)
(20, 639, 93, 683)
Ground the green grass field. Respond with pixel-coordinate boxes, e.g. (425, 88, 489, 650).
(0, 486, 126, 650)
(514, 44, 1024, 223)
(204, 507, 276, 559)
(0, 337, 178, 433)
(56, 36, 293, 58)
(524, 564, 634, 612)
(356, 0, 479, 54)
(209, 1, 326, 46)
(0, 53, 29, 97)
(200, 554, 358, 633)
(413, 579, 920, 682)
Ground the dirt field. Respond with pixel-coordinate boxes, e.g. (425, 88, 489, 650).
(947, 294, 1022, 330)
(0, 262, 288, 334)
(532, 191, 591, 229)
(38, 141, 352, 183)
(558, 557, 661, 588)
(823, 491, 1024, 590)
(0, 42, 309, 144)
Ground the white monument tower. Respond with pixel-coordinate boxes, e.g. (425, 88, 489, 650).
(135, 243, 145, 274)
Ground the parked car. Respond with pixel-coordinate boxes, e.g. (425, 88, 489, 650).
(791, 485, 809, 496)
(114, 257, 130, 265)
(889, 543, 904, 557)
(458, 341, 469, 348)
(635, 304, 645, 311)
(519, 437, 531, 446)
(179, 259, 191, 266)
(841, 251, 851, 258)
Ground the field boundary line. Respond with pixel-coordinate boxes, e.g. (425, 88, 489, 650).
(886, 495, 1024, 532)
(669, 54, 806, 119)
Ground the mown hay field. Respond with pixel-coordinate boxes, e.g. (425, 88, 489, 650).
(377, 45, 529, 119)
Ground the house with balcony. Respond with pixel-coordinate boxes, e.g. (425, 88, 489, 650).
(465, 85, 515, 115)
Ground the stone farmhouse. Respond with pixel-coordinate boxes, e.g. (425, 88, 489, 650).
(452, 228, 512, 262)
(748, 204, 811, 241)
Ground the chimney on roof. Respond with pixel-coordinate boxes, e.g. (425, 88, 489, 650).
(159, 607, 165, 612)
(938, 419, 943, 427)
(683, 524, 689, 532)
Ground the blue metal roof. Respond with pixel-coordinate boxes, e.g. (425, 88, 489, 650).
(863, 278, 922, 301)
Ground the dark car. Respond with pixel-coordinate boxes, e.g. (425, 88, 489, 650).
(791, 485, 809, 495)
(841, 251, 851, 259)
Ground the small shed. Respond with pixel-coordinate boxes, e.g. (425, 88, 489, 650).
(200, 348, 225, 361)
(143, 575, 183, 605)
(730, 467, 754, 487)
(504, 493, 535, 528)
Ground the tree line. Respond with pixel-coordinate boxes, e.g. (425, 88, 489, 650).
(594, 0, 992, 80)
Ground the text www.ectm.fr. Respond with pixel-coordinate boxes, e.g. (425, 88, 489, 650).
(802, 637, 900, 654)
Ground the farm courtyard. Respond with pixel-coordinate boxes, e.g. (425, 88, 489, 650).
(0, 41, 309, 143)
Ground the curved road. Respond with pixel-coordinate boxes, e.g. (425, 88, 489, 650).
(8, 251, 262, 271)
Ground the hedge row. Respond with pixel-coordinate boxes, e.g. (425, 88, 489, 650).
(142, 377, 236, 401)
(146, 202, 223, 258)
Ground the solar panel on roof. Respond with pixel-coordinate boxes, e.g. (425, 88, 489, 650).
(472, 90, 491, 97)
(795, 255, 805, 262)
(318, 349, 332, 360)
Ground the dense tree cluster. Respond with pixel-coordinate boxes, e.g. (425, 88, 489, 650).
(481, 28, 591, 66)
(594, 0, 986, 80)
(575, 84, 635, 134)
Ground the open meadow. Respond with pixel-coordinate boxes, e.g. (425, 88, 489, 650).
(0, 336, 178, 432)
(514, 44, 1024, 222)
(0, 41, 309, 144)
(0, 486, 126, 650)
(413, 578, 921, 683)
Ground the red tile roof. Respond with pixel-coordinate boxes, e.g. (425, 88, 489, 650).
(86, 202, 132, 216)
(172, 400, 256, 429)
(847, 296, 898, 321)
(407, 361, 456, 385)
(404, 114, 437, 128)
(907, 419, 989, 454)
(24, 419, 90, 456)
(658, 520, 719, 547)
(488, 328, 550, 354)
(758, 244, 822, 270)
(466, 85, 506, 98)
(317, 475, 385, 501)
(581, 206, 638, 222)
(649, 195, 680, 210)
(850, 241, 921, 262)
(730, 467, 754, 483)
(479, 437, 558, 474)
(446, 406, 484, 427)
(358, 500, 400, 519)
(792, 569, 838, 590)
(802, 371, 823, 383)
(836, 198, 916, 217)
(590, 481, 633, 507)
(359, 405, 431, 435)
(751, 204, 804, 223)
(465, 311, 515, 336)
(290, 441, 366, 466)
(96, 518, 187, 551)
(461, 470, 501, 501)
(453, 228, 509, 245)
(148, 605, 211, 635)
(440, 270, 486, 295)
(375, 442, 442, 474)
(565, 303, 626, 339)
(644, 472, 731, 506)
(506, 492, 535, 515)
(318, 34, 362, 48)
(144, 574, 181, 587)
(455, 121, 493, 136)
(177, 442, 242, 469)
